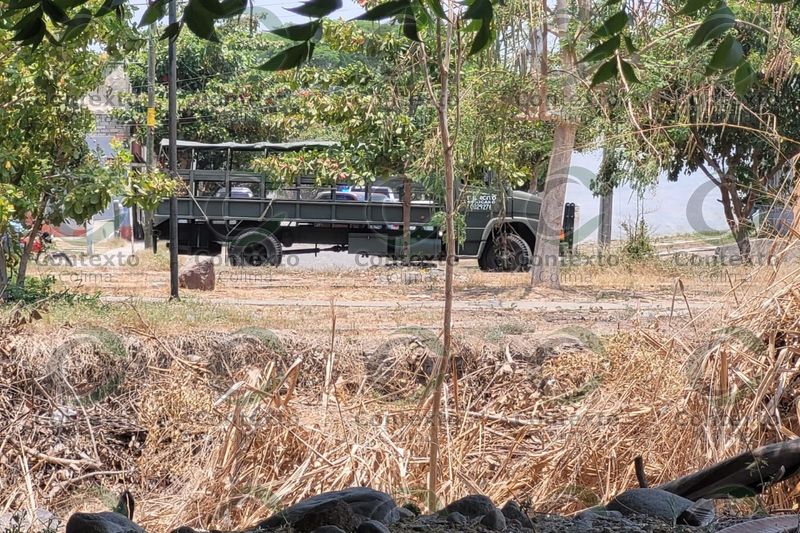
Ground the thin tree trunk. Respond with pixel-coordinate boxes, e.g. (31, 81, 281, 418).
(16, 195, 47, 288)
(531, 0, 577, 288)
(0, 236, 9, 300)
(402, 177, 412, 266)
(427, 8, 456, 512)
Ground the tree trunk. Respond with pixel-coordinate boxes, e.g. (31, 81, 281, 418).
(532, 122, 576, 287)
(0, 236, 9, 300)
(16, 195, 47, 288)
(734, 224, 752, 261)
(531, 0, 577, 288)
(598, 188, 613, 249)
(402, 177, 412, 266)
(427, 9, 456, 512)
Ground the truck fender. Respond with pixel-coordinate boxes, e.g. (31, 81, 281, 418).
(476, 218, 538, 258)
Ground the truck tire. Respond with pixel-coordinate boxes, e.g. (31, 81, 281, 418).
(479, 233, 531, 272)
(230, 231, 282, 267)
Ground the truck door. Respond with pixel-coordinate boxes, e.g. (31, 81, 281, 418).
(459, 186, 500, 256)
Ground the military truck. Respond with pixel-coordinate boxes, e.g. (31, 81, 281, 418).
(153, 140, 575, 272)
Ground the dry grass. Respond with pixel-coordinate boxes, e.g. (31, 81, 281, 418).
(4, 231, 800, 531)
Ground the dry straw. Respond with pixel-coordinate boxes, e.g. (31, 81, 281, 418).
(3, 215, 800, 530)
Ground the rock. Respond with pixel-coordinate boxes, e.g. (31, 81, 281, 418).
(677, 498, 715, 527)
(607, 488, 715, 525)
(310, 527, 347, 533)
(65, 512, 146, 533)
(444, 494, 496, 518)
(401, 502, 421, 516)
(479, 509, 506, 531)
(292, 500, 359, 533)
(179, 258, 215, 291)
(255, 487, 400, 530)
(393, 507, 416, 520)
(355, 519, 390, 533)
(445, 512, 468, 525)
(500, 501, 533, 529)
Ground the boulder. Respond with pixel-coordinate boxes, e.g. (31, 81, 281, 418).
(607, 488, 715, 526)
(443, 494, 496, 518)
(500, 501, 533, 529)
(355, 520, 390, 533)
(310, 527, 347, 533)
(65, 512, 146, 533)
(255, 488, 400, 530)
(479, 509, 506, 531)
(445, 512, 468, 525)
(179, 259, 215, 291)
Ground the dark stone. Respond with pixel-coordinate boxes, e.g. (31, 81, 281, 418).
(393, 508, 415, 520)
(677, 498, 715, 526)
(401, 502, 421, 516)
(607, 488, 701, 524)
(66, 512, 146, 533)
(256, 488, 399, 530)
(479, 509, 506, 531)
(310, 527, 347, 533)
(292, 500, 359, 533)
(355, 520, 390, 533)
(444, 494, 496, 518)
(445, 512, 468, 525)
(500, 501, 533, 529)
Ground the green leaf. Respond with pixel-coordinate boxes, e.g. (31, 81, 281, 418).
(734, 60, 756, 96)
(183, 0, 219, 41)
(688, 5, 735, 47)
(160, 21, 181, 39)
(356, 0, 410, 20)
(60, 9, 91, 41)
(138, 0, 166, 27)
(402, 8, 420, 41)
(579, 34, 620, 63)
(623, 34, 637, 53)
(7, 0, 40, 10)
(42, 0, 69, 24)
(590, 57, 618, 87)
(219, 0, 246, 17)
(12, 7, 43, 32)
(468, 18, 492, 55)
(12, 12, 43, 41)
(707, 34, 743, 72)
(271, 20, 321, 41)
(677, 0, 714, 15)
(257, 41, 315, 71)
(426, 0, 445, 18)
(464, 0, 492, 20)
(286, 0, 342, 18)
(95, 0, 124, 17)
(620, 59, 639, 83)
(591, 10, 629, 40)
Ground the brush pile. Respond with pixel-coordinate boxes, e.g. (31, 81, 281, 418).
(2, 240, 800, 532)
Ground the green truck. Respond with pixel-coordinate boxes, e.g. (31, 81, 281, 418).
(153, 140, 575, 271)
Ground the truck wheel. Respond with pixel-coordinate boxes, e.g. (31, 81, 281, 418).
(479, 233, 531, 272)
(230, 232, 282, 267)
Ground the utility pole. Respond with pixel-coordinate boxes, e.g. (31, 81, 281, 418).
(144, 19, 156, 250)
(168, 0, 180, 300)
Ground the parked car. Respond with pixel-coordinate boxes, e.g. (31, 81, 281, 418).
(215, 186, 255, 199)
(315, 191, 389, 202)
(349, 186, 399, 202)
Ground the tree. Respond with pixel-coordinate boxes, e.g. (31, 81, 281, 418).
(581, 0, 800, 257)
(0, 12, 172, 297)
